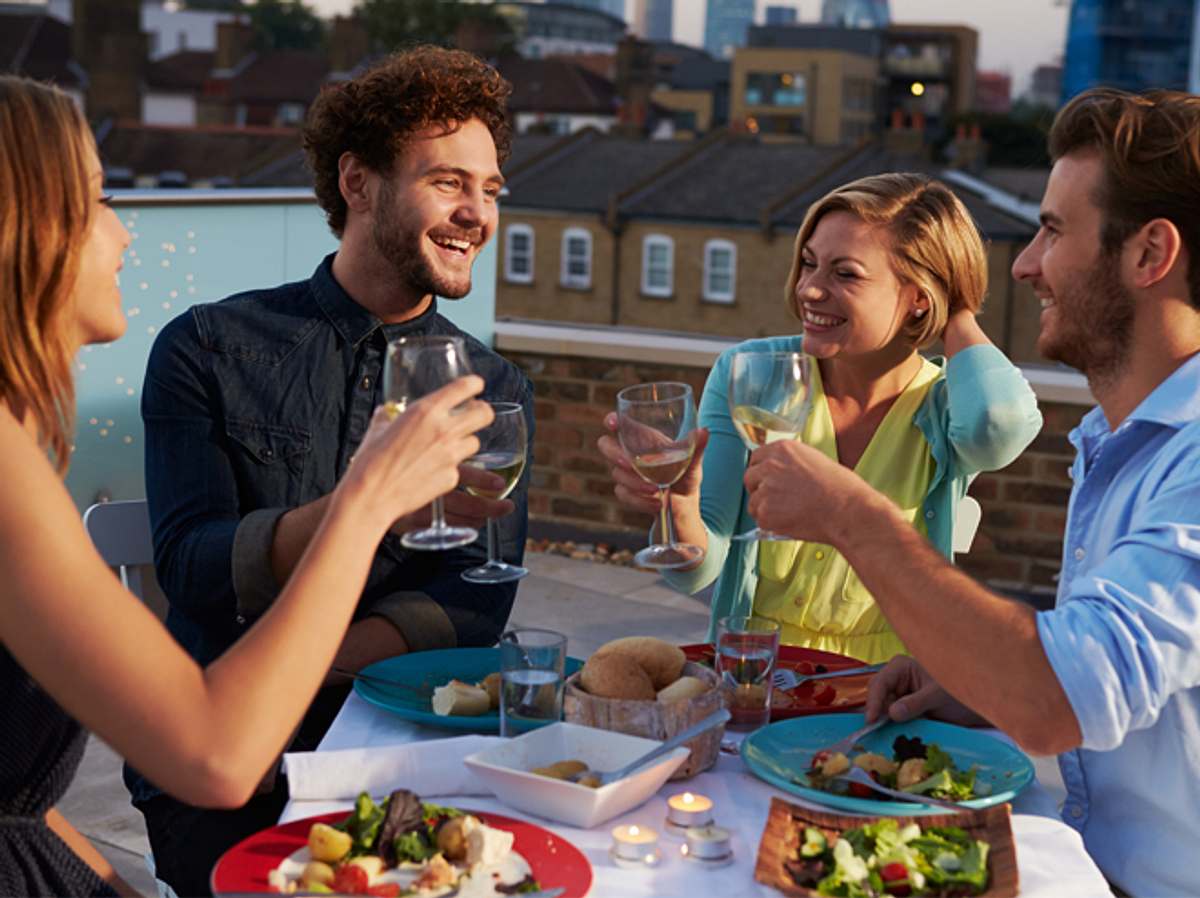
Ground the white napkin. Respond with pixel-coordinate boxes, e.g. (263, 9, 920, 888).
(284, 734, 503, 800)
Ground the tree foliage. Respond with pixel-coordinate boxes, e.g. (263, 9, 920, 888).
(355, 0, 514, 52)
(247, 0, 326, 51)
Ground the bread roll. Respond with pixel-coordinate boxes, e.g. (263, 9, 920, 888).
(594, 636, 686, 690)
(656, 675, 708, 704)
(580, 652, 656, 700)
(431, 680, 491, 716)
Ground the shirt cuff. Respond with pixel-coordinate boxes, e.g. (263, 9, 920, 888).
(232, 507, 288, 619)
(368, 591, 458, 653)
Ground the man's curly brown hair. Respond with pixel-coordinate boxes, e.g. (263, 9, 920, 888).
(303, 45, 512, 237)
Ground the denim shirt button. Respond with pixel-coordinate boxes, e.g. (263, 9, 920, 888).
(235, 614, 247, 625)
(259, 447, 274, 461)
(1068, 804, 1084, 819)
(361, 376, 372, 391)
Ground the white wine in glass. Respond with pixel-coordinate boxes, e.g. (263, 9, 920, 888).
(385, 335, 478, 551)
(617, 381, 704, 570)
(462, 402, 529, 584)
(728, 351, 811, 542)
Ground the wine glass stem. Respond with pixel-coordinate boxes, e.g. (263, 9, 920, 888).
(659, 487, 675, 547)
(485, 516, 500, 565)
(430, 495, 447, 532)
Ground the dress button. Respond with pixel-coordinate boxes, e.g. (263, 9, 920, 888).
(259, 447, 274, 461)
(1068, 804, 1084, 819)
(814, 550, 825, 560)
(925, 510, 935, 519)
(1074, 547, 1086, 561)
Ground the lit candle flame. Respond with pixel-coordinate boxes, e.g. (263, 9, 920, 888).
(629, 825, 639, 836)
(682, 792, 694, 804)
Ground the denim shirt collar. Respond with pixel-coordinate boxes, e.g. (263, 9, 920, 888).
(309, 253, 441, 348)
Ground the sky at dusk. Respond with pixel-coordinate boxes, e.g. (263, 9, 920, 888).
(308, 0, 1070, 95)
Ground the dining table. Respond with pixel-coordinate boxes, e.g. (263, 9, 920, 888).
(276, 690, 1113, 898)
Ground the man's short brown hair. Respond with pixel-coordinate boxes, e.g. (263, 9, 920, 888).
(1050, 88, 1200, 307)
(303, 45, 512, 236)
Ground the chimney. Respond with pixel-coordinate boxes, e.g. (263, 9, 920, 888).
(329, 15, 370, 75)
(613, 35, 654, 137)
(73, 0, 145, 123)
(948, 122, 987, 172)
(215, 20, 255, 73)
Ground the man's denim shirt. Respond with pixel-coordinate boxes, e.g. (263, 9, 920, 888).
(127, 255, 532, 801)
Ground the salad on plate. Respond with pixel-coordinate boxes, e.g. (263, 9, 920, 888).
(807, 735, 982, 803)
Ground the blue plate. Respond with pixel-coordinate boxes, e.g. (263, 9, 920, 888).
(354, 648, 584, 732)
(741, 712, 1035, 816)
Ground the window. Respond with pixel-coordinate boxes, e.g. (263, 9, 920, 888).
(505, 224, 534, 284)
(641, 235, 674, 297)
(744, 72, 807, 107)
(703, 240, 737, 303)
(560, 227, 592, 289)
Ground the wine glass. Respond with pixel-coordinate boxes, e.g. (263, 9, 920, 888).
(616, 381, 705, 570)
(461, 402, 529, 584)
(728, 351, 811, 542)
(384, 335, 478, 551)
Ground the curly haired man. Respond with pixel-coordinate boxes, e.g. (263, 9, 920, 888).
(127, 47, 533, 897)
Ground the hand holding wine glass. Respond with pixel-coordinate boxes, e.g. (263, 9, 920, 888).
(616, 382, 705, 570)
(728, 351, 811, 542)
(461, 402, 529, 584)
(384, 335, 480, 550)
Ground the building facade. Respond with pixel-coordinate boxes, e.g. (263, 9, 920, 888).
(704, 0, 755, 59)
(1061, 0, 1199, 99)
(765, 5, 799, 26)
(820, 0, 889, 28)
(631, 0, 672, 41)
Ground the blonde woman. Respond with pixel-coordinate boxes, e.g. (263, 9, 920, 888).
(600, 173, 1042, 663)
(0, 76, 491, 897)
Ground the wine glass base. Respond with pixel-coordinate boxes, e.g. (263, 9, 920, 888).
(461, 562, 529, 584)
(634, 543, 705, 570)
(401, 525, 478, 551)
(730, 528, 790, 542)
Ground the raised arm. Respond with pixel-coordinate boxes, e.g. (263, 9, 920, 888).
(0, 379, 489, 808)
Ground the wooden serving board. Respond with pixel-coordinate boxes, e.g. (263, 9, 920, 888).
(753, 796, 1018, 898)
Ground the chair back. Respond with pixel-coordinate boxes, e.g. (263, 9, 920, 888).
(82, 499, 154, 601)
(953, 495, 983, 555)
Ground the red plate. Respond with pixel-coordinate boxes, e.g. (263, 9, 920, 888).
(210, 809, 593, 897)
(682, 643, 874, 719)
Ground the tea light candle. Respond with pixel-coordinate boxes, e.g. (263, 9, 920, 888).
(682, 824, 733, 865)
(665, 792, 714, 832)
(610, 824, 661, 867)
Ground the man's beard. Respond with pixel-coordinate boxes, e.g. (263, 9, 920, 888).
(370, 182, 474, 301)
(1039, 249, 1135, 388)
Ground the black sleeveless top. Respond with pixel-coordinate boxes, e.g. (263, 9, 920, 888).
(0, 645, 116, 897)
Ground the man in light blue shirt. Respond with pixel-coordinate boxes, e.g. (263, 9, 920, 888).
(740, 87, 1200, 897)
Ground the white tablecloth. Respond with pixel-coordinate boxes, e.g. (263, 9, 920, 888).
(279, 692, 1112, 898)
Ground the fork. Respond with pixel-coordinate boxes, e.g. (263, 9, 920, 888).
(834, 767, 967, 813)
(772, 662, 884, 691)
(819, 714, 891, 758)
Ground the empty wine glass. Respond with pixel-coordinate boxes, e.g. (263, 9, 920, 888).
(384, 335, 478, 551)
(462, 402, 529, 584)
(728, 351, 811, 542)
(616, 381, 704, 570)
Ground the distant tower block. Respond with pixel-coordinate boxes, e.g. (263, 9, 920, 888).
(821, 0, 891, 28)
(73, 0, 146, 121)
(632, 0, 673, 41)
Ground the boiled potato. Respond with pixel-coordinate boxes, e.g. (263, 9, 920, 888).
(480, 672, 502, 710)
(436, 814, 476, 861)
(854, 752, 898, 777)
(307, 822, 352, 863)
(298, 861, 334, 890)
(819, 751, 850, 777)
(897, 757, 929, 789)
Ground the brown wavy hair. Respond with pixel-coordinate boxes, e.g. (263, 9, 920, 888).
(1050, 88, 1200, 308)
(0, 77, 94, 474)
(303, 45, 512, 237)
(786, 173, 988, 350)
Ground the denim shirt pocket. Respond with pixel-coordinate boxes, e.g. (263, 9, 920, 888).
(225, 420, 312, 506)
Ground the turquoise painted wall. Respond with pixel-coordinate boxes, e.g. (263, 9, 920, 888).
(66, 190, 498, 510)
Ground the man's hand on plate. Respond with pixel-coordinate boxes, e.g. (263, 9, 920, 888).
(865, 656, 989, 728)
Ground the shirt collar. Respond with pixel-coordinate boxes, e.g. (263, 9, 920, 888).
(309, 253, 440, 347)
(1070, 350, 1200, 450)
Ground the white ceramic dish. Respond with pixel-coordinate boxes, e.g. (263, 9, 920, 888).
(464, 721, 690, 828)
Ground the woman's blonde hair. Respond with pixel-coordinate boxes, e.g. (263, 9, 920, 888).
(786, 172, 988, 350)
(0, 77, 95, 473)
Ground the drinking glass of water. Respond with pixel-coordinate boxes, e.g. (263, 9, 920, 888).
(716, 616, 780, 731)
(499, 627, 567, 737)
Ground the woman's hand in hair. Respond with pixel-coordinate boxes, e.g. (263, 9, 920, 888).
(942, 306, 991, 357)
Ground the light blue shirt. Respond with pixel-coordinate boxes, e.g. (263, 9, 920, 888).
(1037, 352, 1200, 898)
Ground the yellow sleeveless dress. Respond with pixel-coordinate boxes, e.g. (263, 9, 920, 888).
(751, 358, 940, 663)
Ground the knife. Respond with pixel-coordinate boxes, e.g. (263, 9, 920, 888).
(331, 666, 432, 698)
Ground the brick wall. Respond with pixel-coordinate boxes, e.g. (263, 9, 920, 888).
(501, 344, 1087, 595)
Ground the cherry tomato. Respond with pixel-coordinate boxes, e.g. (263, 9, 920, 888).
(880, 862, 911, 895)
(367, 885, 401, 898)
(811, 750, 831, 769)
(796, 661, 816, 675)
(846, 780, 875, 798)
(332, 864, 370, 895)
(811, 682, 836, 706)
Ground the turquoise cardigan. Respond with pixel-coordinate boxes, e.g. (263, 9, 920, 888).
(663, 336, 1044, 641)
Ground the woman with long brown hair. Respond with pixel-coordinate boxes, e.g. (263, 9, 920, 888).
(0, 75, 492, 897)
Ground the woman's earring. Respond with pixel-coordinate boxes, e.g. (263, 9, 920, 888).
(914, 308, 928, 319)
